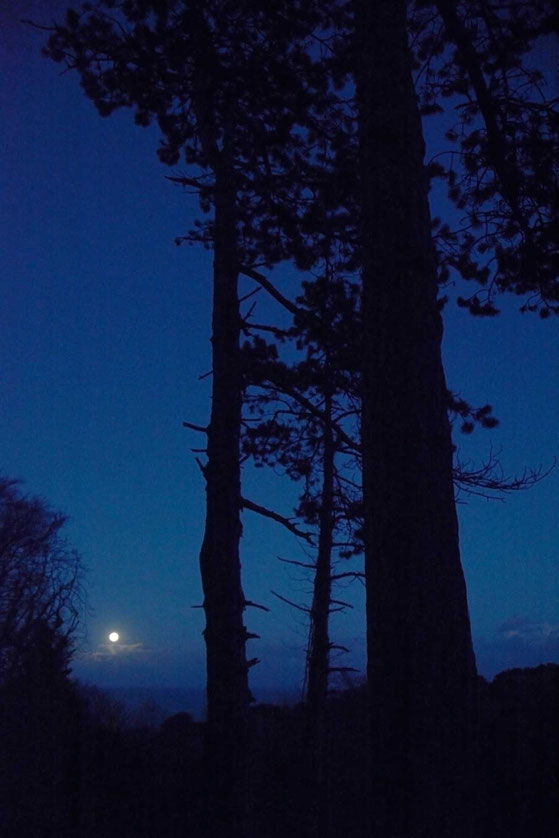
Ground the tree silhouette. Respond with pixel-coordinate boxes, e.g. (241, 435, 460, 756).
(37, 1, 557, 834)
(351, 1, 557, 833)
(0, 476, 84, 683)
(39, 3, 330, 833)
(0, 478, 85, 836)
(241, 267, 362, 834)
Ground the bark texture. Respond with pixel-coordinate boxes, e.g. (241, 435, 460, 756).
(353, 1, 477, 834)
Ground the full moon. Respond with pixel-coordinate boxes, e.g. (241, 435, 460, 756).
(108, 631, 119, 643)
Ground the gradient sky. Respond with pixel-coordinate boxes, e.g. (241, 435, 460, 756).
(1, 3, 558, 694)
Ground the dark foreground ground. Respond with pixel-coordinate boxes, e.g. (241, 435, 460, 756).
(1, 664, 557, 837)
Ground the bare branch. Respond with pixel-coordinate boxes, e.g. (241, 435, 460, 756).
(271, 590, 310, 613)
(241, 497, 314, 542)
(244, 599, 270, 612)
(328, 666, 359, 674)
(239, 265, 301, 317)
(183, 421, 208, 434)
(243, 322, 290, 338)
(330, 571, 365, 582)
(330, 598, 354, 609)
(165, 174, 214, 190)
(277, 556, 317, 571)
(454, 453, 555, 500)
(329, 643, 350, 653)
(261, 380, 359, 453)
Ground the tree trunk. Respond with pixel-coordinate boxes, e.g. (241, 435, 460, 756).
(199, 147, 250, 836)
(305, 385, 335, 837)
(353, 1, 477, 835)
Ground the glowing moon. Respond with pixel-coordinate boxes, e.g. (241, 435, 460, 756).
(108, 631, 119, 643)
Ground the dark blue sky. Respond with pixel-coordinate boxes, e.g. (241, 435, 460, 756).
(2, 3, 558, 693)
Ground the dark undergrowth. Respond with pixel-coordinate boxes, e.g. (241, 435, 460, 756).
(1, 664, 557, 837)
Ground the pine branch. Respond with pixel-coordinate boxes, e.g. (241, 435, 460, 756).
(435, 1, 522, 217)
(262, 379, 359, 453)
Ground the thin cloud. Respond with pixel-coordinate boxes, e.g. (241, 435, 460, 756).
(85, 642, 151, 662)
(476, 617, 559, 678)
(497, 617, 559, 648)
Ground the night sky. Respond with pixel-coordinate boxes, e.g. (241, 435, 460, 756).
(2, 3, 558, 695)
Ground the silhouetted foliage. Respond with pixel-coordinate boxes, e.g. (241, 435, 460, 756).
(0, 476, 85, 683)
(2, 666, 554, 836)
(476, 664, 559, 838)
(417, 0, 558, 317)
(0, 477, 86, 835)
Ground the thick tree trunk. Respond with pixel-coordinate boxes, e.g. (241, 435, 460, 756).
(353, 1, 477, 835)
(199, 149, 250, 836)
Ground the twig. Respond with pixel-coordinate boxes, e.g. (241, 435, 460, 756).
(239, 287, 261, 304)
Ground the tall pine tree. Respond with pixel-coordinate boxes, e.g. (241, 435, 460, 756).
(40, 3, 326, 832)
